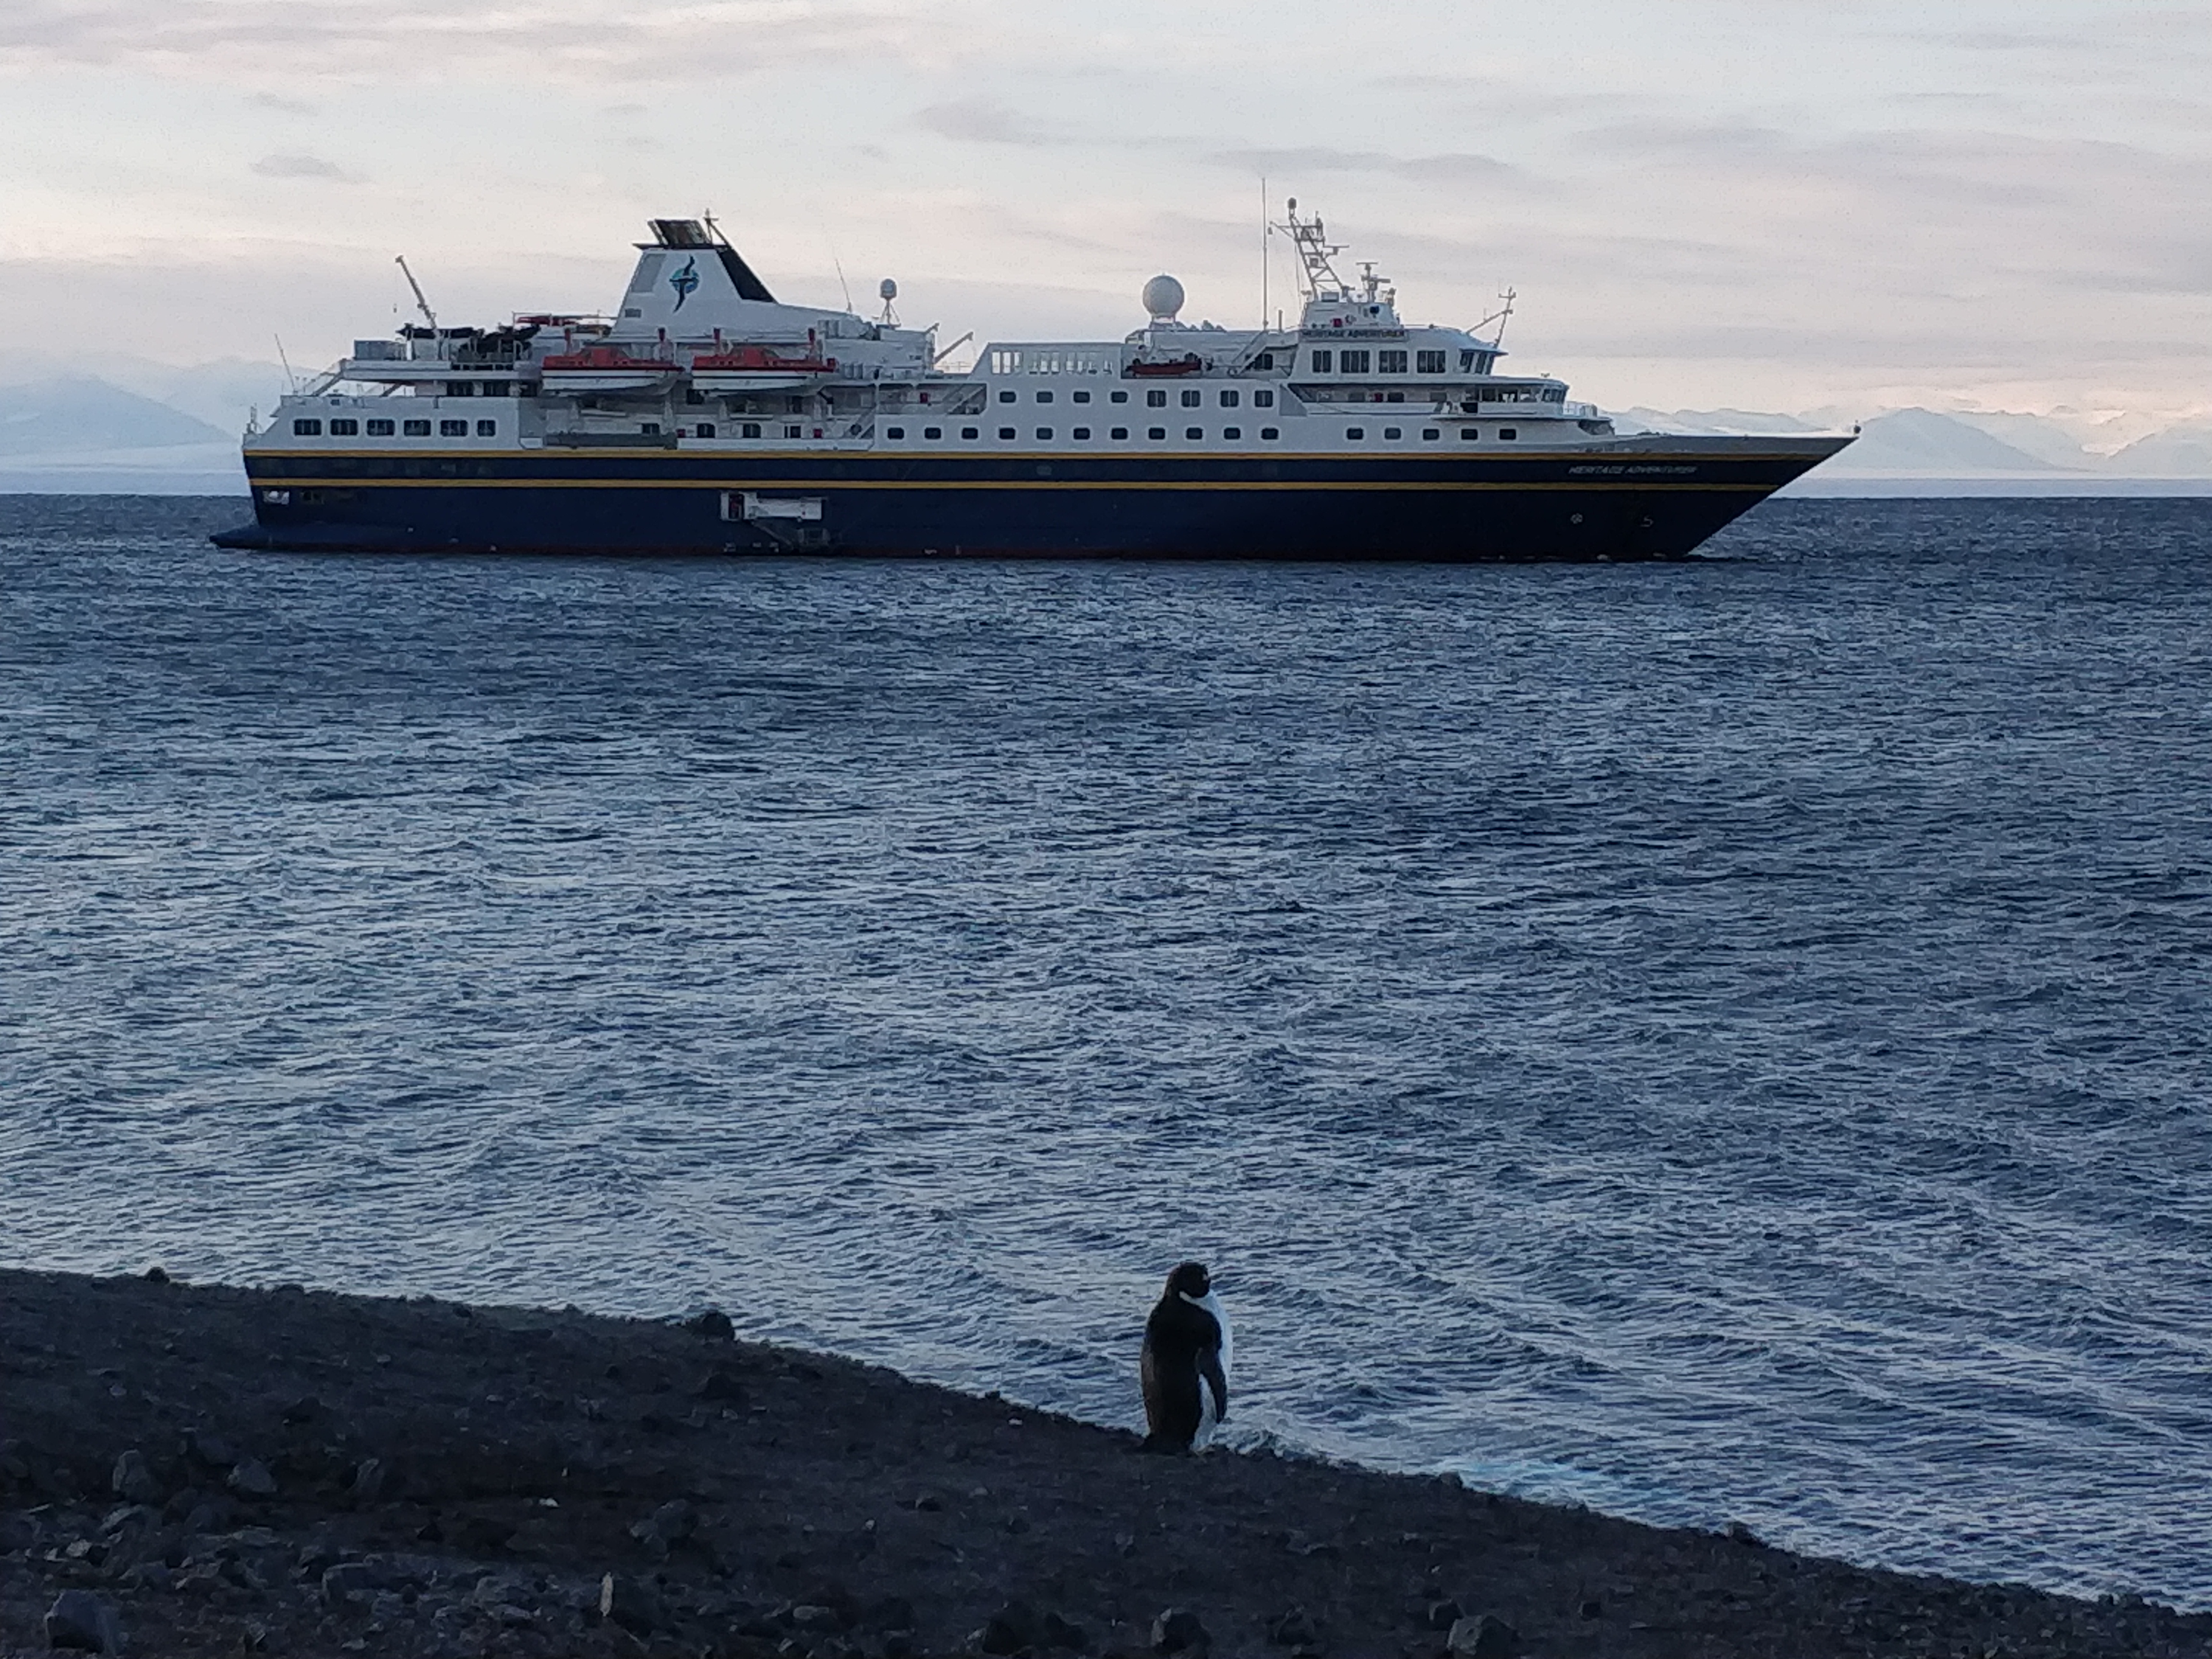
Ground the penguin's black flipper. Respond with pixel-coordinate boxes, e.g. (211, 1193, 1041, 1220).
(1199, 1345, 1228, 1424)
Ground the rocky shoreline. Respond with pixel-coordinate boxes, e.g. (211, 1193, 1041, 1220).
(1, 1266, 2202, 1658)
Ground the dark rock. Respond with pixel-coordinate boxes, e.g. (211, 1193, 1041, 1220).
(1150, 1607, 1209, 1654)
(183, 1431, 237, 1470)
(791, 1605, 844, 1633)
(322, 1562, 382, 1604)
(1444, 1614, 1519, 1659)
(1578, 1599, 1603, 1620)
(699, 1365, 749, 1402)
(1267, 1609, 1317, 1647)
(1725, 1520, 1766, 1548)
(686, 1308, 735, 1340)
(281, 1395, 323, 1427)
(1041, 1609, 1090, 1650)
(44, 1589, 122, 1654)
(294, 1544, 340, 1580)
(227, 1459, 277, 1497)
(979, 1601, 1040, 1653)
(1426, 1599, 1463, 1631)
(143, 1265, 169, 1284)
(868, 1596, 917, 1633)
(600, 1571, 662, 1636)
(347, 1457, 386, 1502)
(110, 1449, 159, 1504)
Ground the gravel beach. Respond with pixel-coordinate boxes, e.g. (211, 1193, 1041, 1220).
(2, 1266, 2202, 1658)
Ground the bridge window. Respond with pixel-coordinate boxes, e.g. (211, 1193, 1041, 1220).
(1218, 389, 1238, 408)
(475, 419, 497, 437)
(1309, 350, 1332, 373)
(1252, 351, 1274, 371)
(1180, 389, 1201, 408)
(1460, 350, 1478, 371)
(328, 418, 358, 435)
(439, 419, 468, 437)
(1339, 350, 1370, 374)
(1417, 350, 1447, 374)
(742, 422, 762, 437)
(403, 419, 431, 436)
(1254, 389, 1274, 408)
(696, 421, 715, 438)
(1378, 350, 1407, 373)
(291, 418, 322, 435)
(1146, 389, 1167, 408)
(783, 424, 801, 437)
(366, 418, 395, 436)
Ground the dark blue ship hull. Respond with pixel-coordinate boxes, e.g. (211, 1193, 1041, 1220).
(211, 441, 1848, 560)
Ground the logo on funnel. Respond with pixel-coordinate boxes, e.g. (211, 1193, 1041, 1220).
(669, 256, 699, 310)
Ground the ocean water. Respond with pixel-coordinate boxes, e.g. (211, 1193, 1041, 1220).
(4, 494, 2210, 1607)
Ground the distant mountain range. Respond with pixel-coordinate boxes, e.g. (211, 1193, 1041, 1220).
(1621, 406, 2212, 480)
(1, 365, 2208, 494)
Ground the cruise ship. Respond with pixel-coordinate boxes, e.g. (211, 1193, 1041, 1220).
(213, 209, 1851, 559)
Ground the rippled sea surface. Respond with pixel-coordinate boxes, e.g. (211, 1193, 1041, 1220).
(5, 494, 2211, 1604)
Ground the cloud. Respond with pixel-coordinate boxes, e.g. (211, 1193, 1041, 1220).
(914, 98, 1061, 145)
(1211, 146, 1527, 190)
(250, 153, 358, 182)
(0, 0, 971, 82)
(248, 90, 314, 114)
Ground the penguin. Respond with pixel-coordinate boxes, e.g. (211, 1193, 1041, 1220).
(1140, 1261, 1230, 1453)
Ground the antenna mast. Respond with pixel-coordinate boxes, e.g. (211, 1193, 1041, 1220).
(1260, 176, 1269, 333)
(394, 255, 437, 331)
(1488, 286, 1517, 349)
(1272, 199, 1350, 303)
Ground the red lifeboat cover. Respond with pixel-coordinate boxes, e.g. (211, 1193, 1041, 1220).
(1127, 353, 1204, 377)
(540, 345, 672, 371)
(689, 345, 837, 373)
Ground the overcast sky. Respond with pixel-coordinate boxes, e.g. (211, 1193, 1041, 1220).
(1, 0, 2205, 419)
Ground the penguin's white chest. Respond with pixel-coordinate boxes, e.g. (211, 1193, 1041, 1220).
(1185, 1290, 1231, 1446)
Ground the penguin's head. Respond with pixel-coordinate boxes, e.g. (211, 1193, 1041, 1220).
(1166, 1261, 1211, 1300)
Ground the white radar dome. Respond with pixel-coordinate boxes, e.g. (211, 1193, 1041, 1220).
(1142, 273, 1185, 320)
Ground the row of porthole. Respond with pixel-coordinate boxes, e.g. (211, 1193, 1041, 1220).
(880, 425, 1523, 443)
(292, 417, 497, 438)
(995, 387, 1277, 409)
